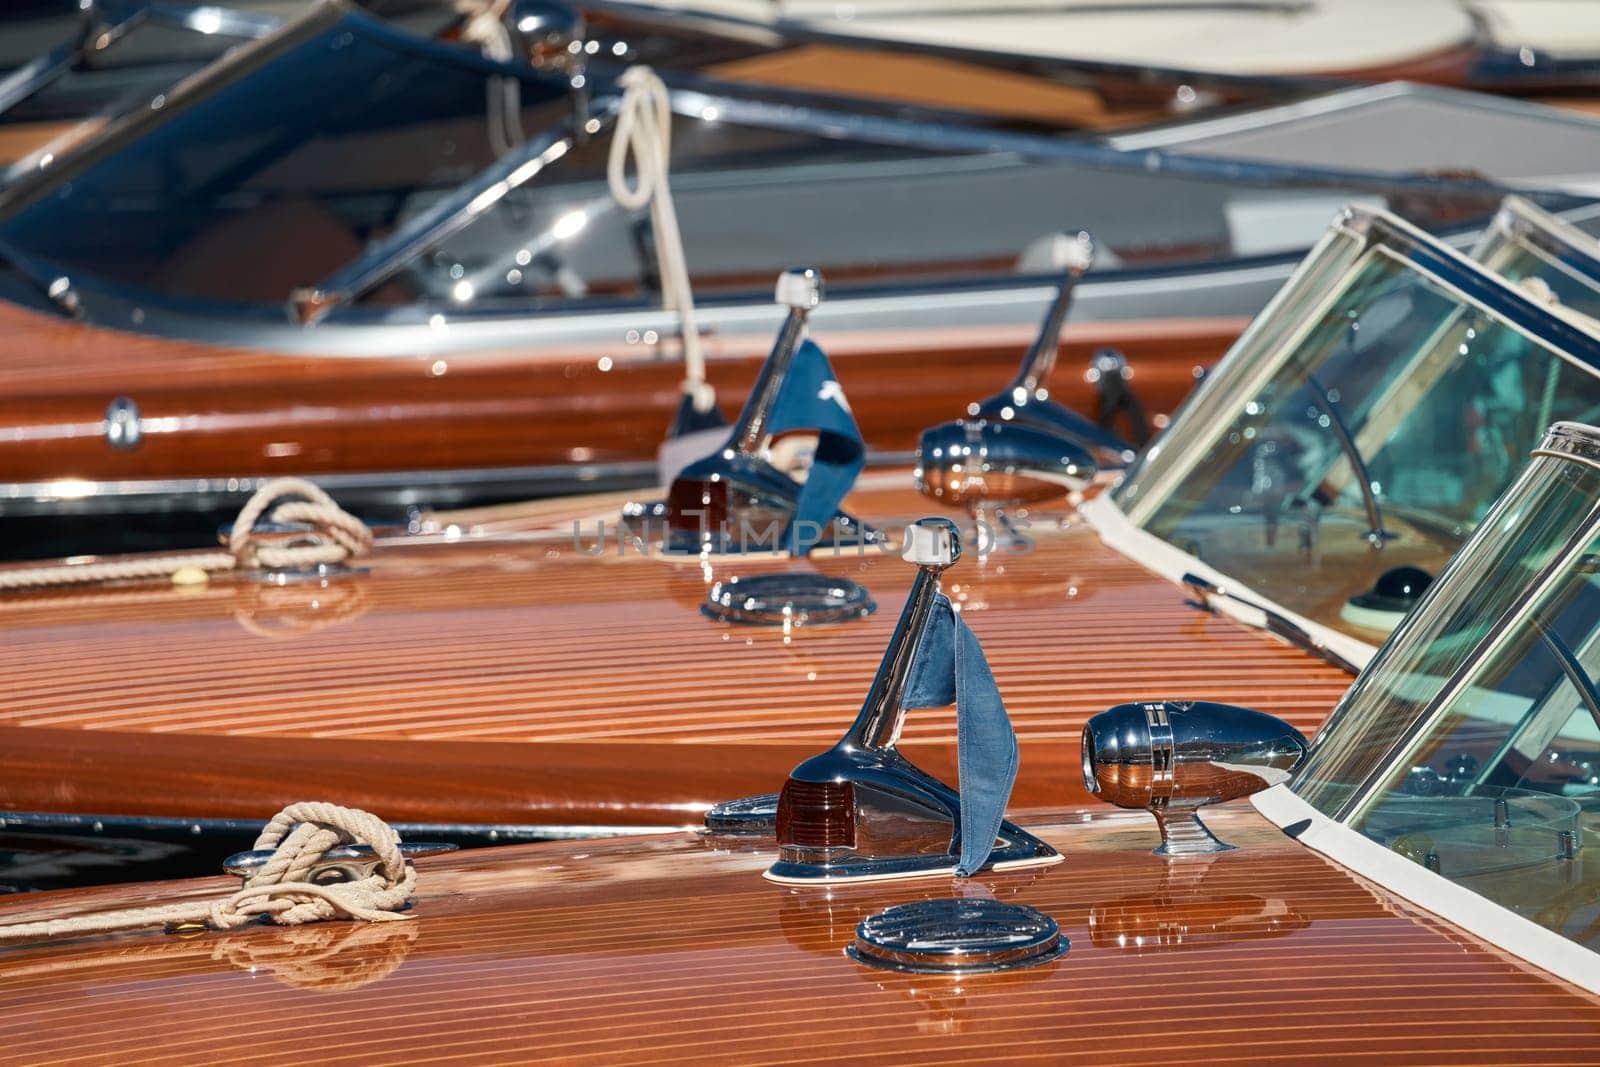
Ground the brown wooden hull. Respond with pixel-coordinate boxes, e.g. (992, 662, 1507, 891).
(0, 300, 1241, 487)
(0, 805, 1595, 1063)
(0, 481, 1352, 829)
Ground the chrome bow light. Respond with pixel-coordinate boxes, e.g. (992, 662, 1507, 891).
(1081, 700, 1308, 855)
(916, 418, 1096, 512)
(963, 231, 1134, 466)
(762, 517, 1060, 883)
(659, 268, 874, 555)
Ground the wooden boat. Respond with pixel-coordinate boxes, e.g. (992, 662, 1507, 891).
(0, 201, 1596, 892)
(0, 0, 1579, 534)
(0, 419, 1595, 1053)
(0, 1, 302, 176)
(610, 0, 1600, 106)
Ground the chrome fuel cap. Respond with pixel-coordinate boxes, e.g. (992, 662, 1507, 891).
(848, 899, 1067, 974)
(703, 573, 874, 626)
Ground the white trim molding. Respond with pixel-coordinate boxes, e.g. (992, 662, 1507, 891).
(1252, 785, 1600, 996)
(1078, 494, 1379, 671)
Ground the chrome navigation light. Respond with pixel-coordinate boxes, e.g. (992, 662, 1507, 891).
(655, 268, 876, 555)
(761, 517, 1060, 883)
(223, 842, 456, 885)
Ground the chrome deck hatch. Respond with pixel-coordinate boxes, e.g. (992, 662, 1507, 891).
(849, 899, 1067, 974)
(702, 573, 875, 627)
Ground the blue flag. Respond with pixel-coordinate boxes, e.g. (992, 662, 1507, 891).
(762, 339, 864, 555)
(899, 593, 1019, 877)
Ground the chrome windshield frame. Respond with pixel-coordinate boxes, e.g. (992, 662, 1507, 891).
(0, 0, 281, 122)
(1247, 423, 1600, 996)
(0, 2, 1587, 327)
(292, 99, 619, 324)
(1471, 194, 1600, 292)
(1114, 204, 1600, 530)
(1329, 423, 1600, 824)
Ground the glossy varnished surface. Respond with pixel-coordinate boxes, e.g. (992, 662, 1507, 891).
(0, 806, 1596, 1064)
(0, 299, 1240, 484)
(0, 479, 1352, 827)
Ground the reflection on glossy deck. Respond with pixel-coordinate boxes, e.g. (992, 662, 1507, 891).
(0, 808, 1596, 1065)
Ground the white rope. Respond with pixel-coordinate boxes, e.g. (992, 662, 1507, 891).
(0, 476, 371, 590)
(607, 66, 715, 413)
(0, 802, 417, 942)
(457, 0, 525, 157)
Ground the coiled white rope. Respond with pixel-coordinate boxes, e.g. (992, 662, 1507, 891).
(607, 66, 715, 414)
(0, 802, 417, 942)
(0, 476, 371, 590)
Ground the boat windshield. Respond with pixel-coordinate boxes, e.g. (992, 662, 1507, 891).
(1471, 197, 1600, 322)
(0, 7, 1518, 315)
(1289, 424, 1600, 953)
(1111, 207, 1600, 643)
(0, 6, 579, 305)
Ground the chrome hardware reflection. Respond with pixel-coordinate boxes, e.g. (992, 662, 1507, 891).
(103, 396, 141, 450)
(702, 573, 875, 627)
(232, 580, 370, 640)
(764, 517, 1059, 883)
(1082, 700, 1308, 855)
(1088, 347, 1151, 447)
(505, 0, 586, 75)
(703, 792, 778, 834)
(505, 0, 589, 131)
(211, 921, 419, 992)
(1088, 858, 1311, 953)
(223, 842, 456, 885)
(916, 419, 1095, 512)
(848, 899, 1067, 975)
(964, 231, 1135, 465)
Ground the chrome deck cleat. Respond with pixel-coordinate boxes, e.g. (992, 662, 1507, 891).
(761, 517, 1060, 883)
(223, 842, 456, 885)
(652, 268, 877, 556)
(1082, 700, 1308, 855)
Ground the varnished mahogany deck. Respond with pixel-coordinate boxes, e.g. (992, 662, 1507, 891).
(0, 478, 1354, 828)
(0, 299, 1241, 485)
(0, 806, 1595, 1064)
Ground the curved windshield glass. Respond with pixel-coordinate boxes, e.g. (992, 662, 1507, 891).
(1290, 428, 1600, 952)
(1113, 208, 1600, 642)
(0, 7, 1516, 315)
(1471, 198, 1600, 322)
(0, 8, 575, 304)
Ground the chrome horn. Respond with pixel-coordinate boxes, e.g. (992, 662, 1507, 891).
(1081, 701, 1308, 855)
(916, 419, 1096, 513)
(762, 517, 1059, 883)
